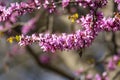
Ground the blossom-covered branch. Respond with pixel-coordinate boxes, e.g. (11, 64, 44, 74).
(0, 0, 108, 22)
(19, 12, 120, 52)
(0, 0, 40, 22)
(1, 0, 120, 53)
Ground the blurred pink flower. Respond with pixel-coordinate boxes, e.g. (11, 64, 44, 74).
(62, 0, 70, 8)
(74, 68, 84, 76)
(95, 74, 102, 80)
(21, 15, 39, 35)
(39, 55, 50, 64)
(107, 59, 116, 70)
(86, 74, 93, 80)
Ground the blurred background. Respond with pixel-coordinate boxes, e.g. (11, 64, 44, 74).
(0, 0, 120, 80)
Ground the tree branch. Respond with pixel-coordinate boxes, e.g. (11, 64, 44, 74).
(26, 46, 79, 80)
(0, 22, 24, 33)
(112, 70, 120, 80)
(112, 1, 118, 54)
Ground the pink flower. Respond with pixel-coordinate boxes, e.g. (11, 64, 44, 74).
(107, 60, 116, 70)
(62, 0, 70, 8)
(86, 74, 93, 80)
(113, 55, 120, 62)
(114, 0, 120, 3)
(39, 55, 50, 64)
(95, 74, 102, 80)
(74, 68, 84, 76)
(21, 14, 39, 35)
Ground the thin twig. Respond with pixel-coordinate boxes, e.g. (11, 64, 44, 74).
(0, 22, 24, 33)
(112, 1, 118, 54)
(112, 70, 120, 80)
(53, 0, 77, 5)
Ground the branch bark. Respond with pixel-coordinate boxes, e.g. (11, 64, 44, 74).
(112, 1, 118, 54)
(26, 46, 79, 80)
(112, 70, 120, 80)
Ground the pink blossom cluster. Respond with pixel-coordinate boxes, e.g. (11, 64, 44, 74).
(75, 68, 109, 80)
(0, 14, 39, 35)
(0, 0, 40, 22)
(21, 14, 40, 35)
(114, 0, 120, 11)
(0, 0, 120, 53)
(19, 12, 120, 52)
(62, 0, 70, 8)
(1, 1, 120, 80)
(75, 0, 107, 8)
(107, 54, 120, 70)
(74, 53, 120, 80)
(114, 0, 120, 3)
(94, 73, 109, 80)
(19, 14, 95, 52)
(0, 0, 110, 22)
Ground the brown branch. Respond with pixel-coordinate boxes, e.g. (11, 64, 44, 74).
(54, 0, 77, 5)
(0, 22, 24, 33)
(26, 46, 79, 80)
(112, 1, 118, 54)
(112, 33, 117, 54)
(112, 70, 120, 80)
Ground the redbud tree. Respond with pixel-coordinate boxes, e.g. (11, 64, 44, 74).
(1, 0, 120, 80)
